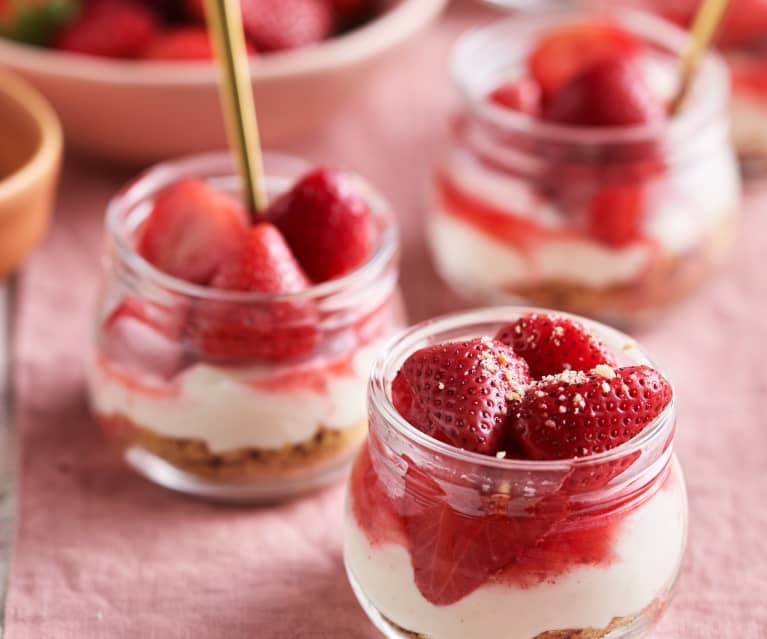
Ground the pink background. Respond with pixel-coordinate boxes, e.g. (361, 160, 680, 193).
(5, 2, 767, 637)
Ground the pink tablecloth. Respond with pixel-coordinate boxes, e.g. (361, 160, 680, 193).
(5, 2, 767, 637)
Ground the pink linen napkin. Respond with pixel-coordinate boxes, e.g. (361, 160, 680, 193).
(4, 2, 767, 636)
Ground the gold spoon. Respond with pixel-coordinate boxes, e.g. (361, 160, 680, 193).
(671, 0, 730, 113)
(204, 0, 267, 218)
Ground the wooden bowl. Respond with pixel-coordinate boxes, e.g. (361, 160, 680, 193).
(0, 0, 447, 164)
(0, 70, 62, 278)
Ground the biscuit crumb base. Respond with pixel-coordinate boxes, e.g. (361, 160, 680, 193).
(383, 614, 634, 639)
(504, 213, 737, 319)
(99, 413, 368, 482)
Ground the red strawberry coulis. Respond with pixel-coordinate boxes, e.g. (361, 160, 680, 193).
(350, 312, 674, 606)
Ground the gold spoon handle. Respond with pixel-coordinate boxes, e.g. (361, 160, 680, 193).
(672, 0, 730, 113)
(204, 0, 267, 217)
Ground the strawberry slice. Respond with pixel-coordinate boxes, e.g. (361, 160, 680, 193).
(101, 296, 189, 380)
(241, 0, 333, 52)
(137, 179, 248, 285)
(543, 55, 666, 127)
(403, 461, 555, 605)
(529, 22, 640, 96)
(54, 0, 158, 58)
(267, 167, 373, 282)
(507, 365, 672, 463)
(488, 77, 542, 116)
(391, 338, 531, 455)
(587, 182, 646, 247)
(495, 312, 616, 380)
(193, 223, 317, 362)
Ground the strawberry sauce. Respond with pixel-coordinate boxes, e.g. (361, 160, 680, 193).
(350, 440, 673, 606)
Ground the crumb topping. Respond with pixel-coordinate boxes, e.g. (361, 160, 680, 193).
(593, 364, 617, 380)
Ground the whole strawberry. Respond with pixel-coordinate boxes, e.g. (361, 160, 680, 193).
(241, 0, 333, 52)
(391, 338, 531, 455)
(194, 223, 317, 362)
(543, 56, 666, 127)
(54, 0, 157, 58)
(495, 312, 616, 379)
(507, 364, 672, 461)
(267, 167, 373, 282)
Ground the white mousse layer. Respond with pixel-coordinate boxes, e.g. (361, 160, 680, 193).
(432, 147, 738, 292)
(428, 211, 652, 291)
(345, 460, 686, 639)
(90, 341, 381, 453)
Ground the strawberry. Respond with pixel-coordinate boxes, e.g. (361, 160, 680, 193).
(402, 461, 555, 605)
(137, 179, 248, 285)
(391, 338, 531, 455)
(488, 77, 542, 117)
(267, 167, 373, 282)
(53, 0, 157, 58)
(101, 296, 189, 380)
(241, 0, 333, 52)
(529, 22, 640, 96)
(495, 312, 616, 380)
(587, 182, 645, 247)
(543, 56, 666, 127)
(143, 27, 213, 60)
(506, 365, 672, 462)
(193, 223, 318, 362)
(209, 223, 310, 294)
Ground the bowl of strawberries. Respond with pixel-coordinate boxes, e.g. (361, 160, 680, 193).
(0, 0, 447, 163)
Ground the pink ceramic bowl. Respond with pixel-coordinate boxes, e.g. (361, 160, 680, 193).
(0, 0, 447, 164)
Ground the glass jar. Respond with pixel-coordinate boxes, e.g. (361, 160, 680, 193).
(428, 9, 741, 325)
(345, 307, 687, 639)
(608, 0, 767, 171)
(87, 151, 402, 502)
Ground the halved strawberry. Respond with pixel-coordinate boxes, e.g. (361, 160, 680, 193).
(402, 461, 555, 605)
(507, 364, 672, 462)
(391, 338, 530, 455)
(587, 182, 646, 247)
(137, 179, 248, 285)
(488, 77, 542, 117)
(101, 296, 189, 380)
(542, 55, 666, 127)
(241, 0, 333, 52)
(267, 167, 373, 282)
(529, 21, 640, 96)
(495, 312, 616, 380)
(54, 0, 158, 58)
(193, 223, 317, 362)
(143, 27, 213, 60)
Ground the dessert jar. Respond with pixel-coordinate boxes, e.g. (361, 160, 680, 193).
(428, 10, 741, 325)
(608, 0, 767, 169)
(345, 307, 687, 639)
(86, 152, 402, 502)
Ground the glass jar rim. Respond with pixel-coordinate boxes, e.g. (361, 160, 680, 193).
(368, 306, 676, 473)
(105, 150, 400, 303)
(451, 7, 730, 146)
